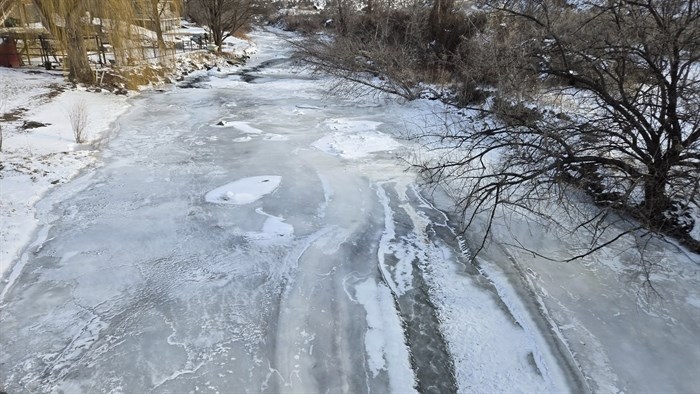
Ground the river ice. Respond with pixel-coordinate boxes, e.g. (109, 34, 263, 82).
(0, 29, 612, 393)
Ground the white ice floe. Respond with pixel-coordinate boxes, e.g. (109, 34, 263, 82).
(205, 176, 281, 205)
(242, 208, 294, 243)
(258, 208, 294, 237)
(230, 121, 265, 134)
(312, 131, 403, 159)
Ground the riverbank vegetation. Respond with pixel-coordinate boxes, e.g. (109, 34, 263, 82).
(288, 0, 700, 265)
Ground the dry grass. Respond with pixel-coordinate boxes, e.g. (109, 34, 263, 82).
(232, 27, 250, 40)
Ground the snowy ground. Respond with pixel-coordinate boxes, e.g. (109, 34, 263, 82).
(0, 27, 698, 394)
(0, 69, 131, 278)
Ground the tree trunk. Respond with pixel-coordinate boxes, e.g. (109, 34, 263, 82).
(65, 10, 94, 84)
(151, 0, 166, 53)
(33, 0, 94, 84)
(210, 4, 223, 49)
(212, 25, 223, 49)
(336, 0, 347, 36)
(643, 165, 671, 227)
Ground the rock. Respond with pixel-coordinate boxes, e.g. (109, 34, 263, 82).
(21, 120, 49, 130)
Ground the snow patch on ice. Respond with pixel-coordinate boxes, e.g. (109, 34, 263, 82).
(375, 183, 411, 296)
(262, 134, 289, 141)
(689, 209, 700, 241)
(312, 131, 403, 159)
(390, 238, 418, 296)
(311, 117, 403, 159)
(424, 243, 558, 393)
(205, 176, 281, 205)
(686, 295, 700, 310)
(257, 208, 294, 237)
(406, 186, 571, 393)
(354, 278, 417, 393)
(478, 259, 577, 393)
(324, 118, 383, 132)
(316, 172, 333, 219)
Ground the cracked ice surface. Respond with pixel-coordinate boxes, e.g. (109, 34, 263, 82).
(0, 29, 574, 393)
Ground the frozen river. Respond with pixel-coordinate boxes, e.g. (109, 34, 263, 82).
(0, 30, 578, 393)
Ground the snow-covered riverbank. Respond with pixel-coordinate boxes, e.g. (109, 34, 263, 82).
(0, 70, 130, 278)
(0, 37, 256, 281)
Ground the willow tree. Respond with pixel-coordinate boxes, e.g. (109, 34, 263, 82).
(147, 0, 167, 53)
(26, 0, 176, 84)
(33, 0, 94, 83)
(93, 0, 149, 66)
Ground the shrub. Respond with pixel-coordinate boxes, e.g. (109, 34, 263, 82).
(68, 101, 89, 144)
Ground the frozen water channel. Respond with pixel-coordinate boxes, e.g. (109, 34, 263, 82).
(0, 30, 577, 393)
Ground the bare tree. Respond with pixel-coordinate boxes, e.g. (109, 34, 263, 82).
(187, 0, 259, 49)
(418, 0, 700, 256)
(295, 4, 488, 100)
(295, 22, 427, 100)
(133, 0, 180, 54)
(136, 0, 168, 52)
